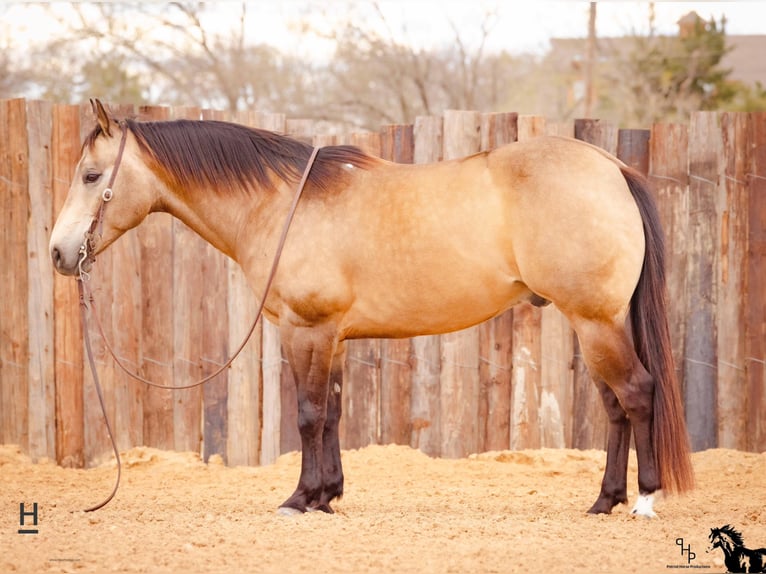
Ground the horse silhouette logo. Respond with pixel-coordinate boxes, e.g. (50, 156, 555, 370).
(708, 525, 766, 573)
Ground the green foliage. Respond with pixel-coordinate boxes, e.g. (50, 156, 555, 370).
(606, 13, 745, 125)
(729, 81, 766, 112)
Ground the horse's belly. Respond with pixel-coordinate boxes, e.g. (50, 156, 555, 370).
(340, 270, 530, 340)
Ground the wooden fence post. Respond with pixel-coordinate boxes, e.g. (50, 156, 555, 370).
(685, 111, 720, 451)
(136, 105, 176, 452)
(478, 112, 516, 452)
(571, 118, 615, 450)
(167, 105, 204, 456)
(51, 103, 84, 467)
(254, 112, 287, 464)
(198, 108, 230, 462)
(379, 124, 414, 446)
(746, 112, 766, 452)
(617, 129, 651, 175)
(649, 122, 689, 415)
(716, 112, 749, 450)
(410, 116, 443, 456)
(80, 103, 115, 465)
(25, 100, 56, 461)
(540, 120, 575, 449)
(223, 110, 264, 466)
(0, 99, 30, 453)
(508, 115, 546, 450)
(440, 110, 482, 457)
(339, 131, 383, 450)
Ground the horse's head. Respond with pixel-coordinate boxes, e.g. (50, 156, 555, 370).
(49, 99, 159, 276)
(708, 525, 742, 555)
(708, 528, 724, 552)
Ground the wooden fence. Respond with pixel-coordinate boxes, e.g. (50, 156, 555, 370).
(1, 99, 764, 468)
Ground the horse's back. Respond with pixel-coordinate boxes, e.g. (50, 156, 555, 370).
(281, 136, 646, 339)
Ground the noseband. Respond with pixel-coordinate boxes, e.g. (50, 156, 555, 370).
(77, 121, 129, 279)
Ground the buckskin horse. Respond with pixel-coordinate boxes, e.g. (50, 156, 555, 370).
(49, 100, 694, 517)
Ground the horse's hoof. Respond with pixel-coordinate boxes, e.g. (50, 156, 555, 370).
(277, 506, 304, 517)
(587, 493, 625, 515)
(630, 494, 657, 518)
(308, 503, 334, 514)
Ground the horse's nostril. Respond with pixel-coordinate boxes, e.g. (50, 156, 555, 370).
(52, 246, 62, 267)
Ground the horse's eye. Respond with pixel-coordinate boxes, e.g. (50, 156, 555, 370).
(83, 172, 101, 184)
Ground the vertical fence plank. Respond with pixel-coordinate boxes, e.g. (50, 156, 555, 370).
(410, 117, 443, 456)
(686, 111, 720, 451)
(167, 105, 204, 455)
(94, 103, 143, 454)
(543, 121, 577, 448)
(79, 101, 117, 466)
(540, 116, 576, 447)
(199, 108, 230, 462)
(716, 112, 749, 450)
(51, 103, 84, 467)
(225, 111, 264, 466)
(509, 115, 546, 450)
(79, 102, 136, 464)
(379, 124, 414, 445)
(617, 129, 651, 175)
(275, 119, 317, 454)
(649, 123, 689, 417)
(571, 118, 614, 450)
(0, 98, 30, 452)
(253, 112, 287, 464)
(340, 131, 383, 450)
(440, 110, 481, 457)
(746, 112, 766, 452)
(478, 112, 516, 452)
(136, 105, 176, 451)
(25, 100, 56, 461)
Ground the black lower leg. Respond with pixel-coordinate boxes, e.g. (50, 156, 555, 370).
(588, 381, 632, 514)
(314, 350, 344, 512)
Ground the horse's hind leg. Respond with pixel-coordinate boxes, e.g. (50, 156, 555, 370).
(573, 318, 660, 517)
(588, 380, 632, 514)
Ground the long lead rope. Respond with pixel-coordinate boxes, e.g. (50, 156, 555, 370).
(77, 145, 320, 511)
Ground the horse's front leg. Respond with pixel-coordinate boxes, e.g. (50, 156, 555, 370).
(315, 342, 346, 513)
(278, 321, 338, 515)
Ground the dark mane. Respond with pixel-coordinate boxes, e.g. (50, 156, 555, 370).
(84, 119, 380, 195)
(710, 525, 745, 546)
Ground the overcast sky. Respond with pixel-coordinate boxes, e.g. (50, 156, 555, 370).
(3, 1, 764, 58)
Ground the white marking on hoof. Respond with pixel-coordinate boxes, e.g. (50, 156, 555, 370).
(276, 506, 303, 517)
(630, 494, 657, 518)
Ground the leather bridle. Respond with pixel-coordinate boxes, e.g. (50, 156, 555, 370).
(77, 121, 128, 280)
(76, 121, 319, 511)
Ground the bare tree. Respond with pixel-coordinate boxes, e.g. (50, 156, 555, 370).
(0, 6, 37, 99)
(306, 1, 516, 129)
(24, 2, 314, 112)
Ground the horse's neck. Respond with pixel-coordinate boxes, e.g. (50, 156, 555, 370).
(720, 535, 737, 555)
(160, 185, 281, 263)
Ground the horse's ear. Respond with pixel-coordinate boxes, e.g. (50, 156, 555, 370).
(90, 98, 112, 137)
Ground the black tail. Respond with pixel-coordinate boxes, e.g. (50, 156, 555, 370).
(622, 166, 695, 494)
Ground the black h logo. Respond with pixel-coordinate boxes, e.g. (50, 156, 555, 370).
(18, 502, 39, 534)
(676, 537, 696, 564)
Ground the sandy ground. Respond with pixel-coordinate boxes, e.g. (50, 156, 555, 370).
(1, 444, 764, 574)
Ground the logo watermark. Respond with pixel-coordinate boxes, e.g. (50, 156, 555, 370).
(17, 502, 38, 535)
